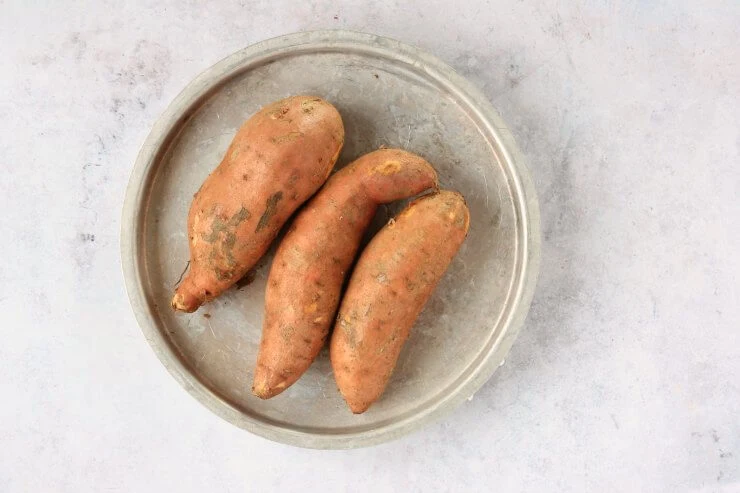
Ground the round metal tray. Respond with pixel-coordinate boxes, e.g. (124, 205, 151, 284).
(121, 30, 540, 448)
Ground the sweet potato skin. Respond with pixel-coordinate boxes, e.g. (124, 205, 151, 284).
(329, 190, 470, 413)
(253, 149, 438, 398)
(171, 96, 344, 312)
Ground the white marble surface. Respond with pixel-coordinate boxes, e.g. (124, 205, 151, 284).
(1, 1, 738, 491)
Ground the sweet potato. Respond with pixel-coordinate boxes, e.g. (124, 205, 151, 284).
(252, 149, 439, 399)
(329, 190, 470, 413)
(171, 95, 344, 312)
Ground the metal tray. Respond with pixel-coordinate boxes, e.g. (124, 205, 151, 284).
(121, 30, 540, 449)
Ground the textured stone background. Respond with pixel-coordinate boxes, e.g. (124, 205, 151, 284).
(1, 1, 738, 491)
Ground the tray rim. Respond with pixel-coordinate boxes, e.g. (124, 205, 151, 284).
(120, 29, 541, 449)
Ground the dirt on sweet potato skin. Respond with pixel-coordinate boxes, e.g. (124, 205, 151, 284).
(252, 149, 439, 399)
(329, 190, 470, 414)
(171, 95, 344, 313)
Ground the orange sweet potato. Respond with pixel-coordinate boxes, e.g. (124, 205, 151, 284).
(171, 96, 344, 312)
(252, 149, 438, 398)
(329, 190, 470, 413)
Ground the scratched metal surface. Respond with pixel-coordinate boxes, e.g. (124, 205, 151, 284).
(121, 31, 540, 448)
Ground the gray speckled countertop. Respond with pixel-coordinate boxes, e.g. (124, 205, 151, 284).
(1, 1, 738, 491)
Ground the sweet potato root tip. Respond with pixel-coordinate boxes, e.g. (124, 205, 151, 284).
(171, 291, 199, 313)
(349, 401, 370, 414)
(252, 371, 288, 399)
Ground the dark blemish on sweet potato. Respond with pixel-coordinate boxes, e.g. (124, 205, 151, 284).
(256, 191, 283, 232)
(373, 73, 379, 79)
(242, 173, 249, 181)
(287, 170, 300, 187)
(230, 206, 251, 226)
(303, 336, 312, 345)
(202, 206, 251, 243)
(224, 243, 238, 269)
(236, 269, 257, 289)
(224, 232, 237, 249)
(281, 325, 296, 342)
(205, 207, 250, 275)
(404, 277, 417, 291)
